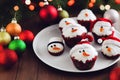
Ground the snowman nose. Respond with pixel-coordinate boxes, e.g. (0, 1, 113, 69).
(100, 26, 104, 32)
(85, 13, 88, 17)
(71, 28, 77, 33)
(65, 21, 70, 25)
(83, 52, 90, 57)
(107, 47, 111, 52)
(53, 46, 60, 50)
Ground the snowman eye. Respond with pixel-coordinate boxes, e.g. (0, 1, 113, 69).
(54, 45, 56, 47)
(51, 45, 53, 48)
(83, 50, 85, 52)
(72, 28, 74, 30)
(79, 51, 81, 53)
(101, 26, 103, 28)
(106, 46, 108, 48)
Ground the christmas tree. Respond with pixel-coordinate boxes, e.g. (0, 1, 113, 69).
(0, 0, 120, 26)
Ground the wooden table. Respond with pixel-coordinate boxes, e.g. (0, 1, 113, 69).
(0, 15, 120, 80)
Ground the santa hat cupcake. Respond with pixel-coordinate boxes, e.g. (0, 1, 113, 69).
(90, 18, 114, 44)
(101, 36, 120, 59)
(70, 39, 98, 70)
(47, 37, 65, 56)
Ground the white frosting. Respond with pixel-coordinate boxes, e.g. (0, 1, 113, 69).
(49, 37, 63, 43)
(59, 18, 76, 29)
(102, 39, 120, 56)
(62, 24, 87, 38)
(48, 43, 64, 53)
(92, 21, 113, 36)
(70, 44, 98, 63)
(77, 9, 96, 21)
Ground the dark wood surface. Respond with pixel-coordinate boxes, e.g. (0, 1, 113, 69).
(0, 15, 120, 80)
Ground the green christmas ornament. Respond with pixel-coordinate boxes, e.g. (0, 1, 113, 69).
(58, 6, 69, 19)
(8, 36, 26, 53)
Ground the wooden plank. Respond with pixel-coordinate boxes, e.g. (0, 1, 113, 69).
(15, 47, 39, 80)
(0, 61, 19, 80)
(37, 61, 113, 80)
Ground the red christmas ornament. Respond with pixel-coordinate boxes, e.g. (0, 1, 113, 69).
(110, 67, 120, 80)
(19, 30, 34, 43)
(115, 0, 120, 4)
(39, 5, 58, 23)
(0, 45, 3, 51)
(0, 49, 18, 68)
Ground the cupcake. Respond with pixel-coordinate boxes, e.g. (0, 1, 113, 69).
(70, 40, 98, 70)
(101, 36, 120, 59)
(62, 24, 87, 48)
(90, 18, 114, 44)
(47, 37, 64, 56)
(59, 18, 77, 32)
(77, 9, 96, 31)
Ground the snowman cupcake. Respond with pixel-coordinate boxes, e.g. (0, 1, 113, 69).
(62, 24, 87, 48)
(77, 9, 96, 31)
(59, 18, 77, 32)
(101, 36, 120, 59)
(70, 40, 98, 70)
(90, 18, 114, 44)
(47, 37, 64, 56)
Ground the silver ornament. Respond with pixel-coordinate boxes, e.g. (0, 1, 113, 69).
(104, 9, 120, 23)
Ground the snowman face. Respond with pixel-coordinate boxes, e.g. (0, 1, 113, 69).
(92, 21, 113, 36)
(59, 18, 76, 29)
(102, 43, 120, 57)
(48, 43, 64, 53)
(77, 9, 96, 21)
(70, 44, 98, 63)
(62, 26, 87, 38)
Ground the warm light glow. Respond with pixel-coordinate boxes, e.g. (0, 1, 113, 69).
(67, 0, 75, 6)
(48, 0, 53, 2)
(39, 2, 45, 7)
(100, 5, 105, 11)
(88, 2, 94, 8)
(25, 0, 31, 5)
(105, 5, 111, 10)
(29, 4, 35, 11)
(90, 0, 96, 3)
(115, 0, 120, 4)
(14, 5, 19, 11)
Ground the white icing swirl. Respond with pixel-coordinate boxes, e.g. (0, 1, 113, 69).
(102, 39, 120, 56)
(92, 21, 113, 36)
(48, 43, 64, 53)
(77, 9, 96, 21)
(70, 44, 98, 63)
(59, 18, 76, 29)
(62, 24, 87, 38)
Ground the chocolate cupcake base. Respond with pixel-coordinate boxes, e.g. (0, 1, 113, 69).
(101, 52, 120, 59)
(71, 56, 97, 70)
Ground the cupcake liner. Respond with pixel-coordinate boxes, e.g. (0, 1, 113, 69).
(71, 56, 97, 70)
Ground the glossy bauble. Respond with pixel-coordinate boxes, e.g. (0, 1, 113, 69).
(19, 30, 34, 43)
(0, 31, 11, 45)
(8, 39, 26, 53)
(58, 10, 69, 19)
(104, 9, 120, 23)
(0, 45, 3, 51)
(6, 18, 22, 36)
(109, 67, 120, 80)
(39, 5, 58, 23)
(0, 49, 18, 68)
